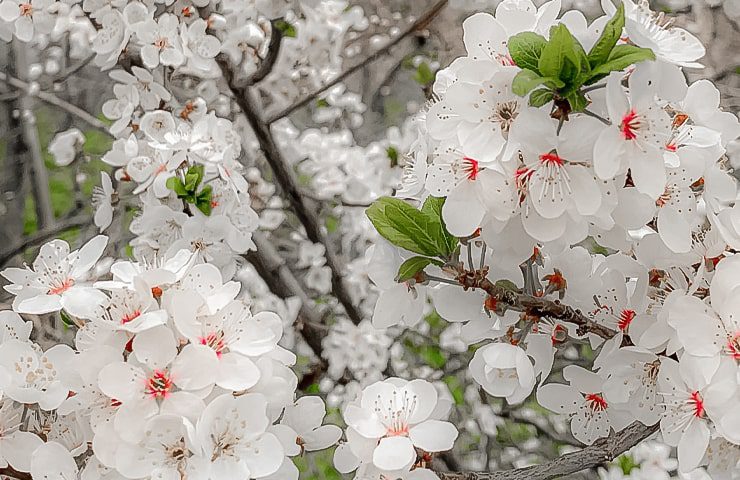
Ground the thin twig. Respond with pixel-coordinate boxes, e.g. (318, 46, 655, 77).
(438, 422, 658, 480)
(0, 215, 90, 267)
(582, 109, 611, 125)
(265, 0, 449, 124)
(0, 71, 111, 134)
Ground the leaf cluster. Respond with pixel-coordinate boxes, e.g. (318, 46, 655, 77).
(508, 4, 655, 113)
(166, 164, 213, 216)
(366, 196, 458, 282)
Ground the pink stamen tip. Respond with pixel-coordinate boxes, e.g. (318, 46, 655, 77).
(462, 156, 480, 181)
(617, 309, 636, 331)
(689, 391, 705, 418)
(539, 152, 564, 166)
(620, 109, 641, 140)
(585, 393, 608, 411)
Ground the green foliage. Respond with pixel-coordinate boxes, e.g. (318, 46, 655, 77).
(293, 449, 342, 480)
(274, 19, 297, 38)
(414, 62, 435, 86)
(396, 256, 442, 283)
(386, 145, 399, 166)
(166, 165, 213, 215)
(366, 196, 457, 260)
(617, 454, 639, 474)
(315, 98, 330, 108)
(507, 5, 654, 113)
(443, 375, 465, 406)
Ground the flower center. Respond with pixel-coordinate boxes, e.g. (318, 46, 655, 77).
(550, 324, 567, 345)
(493, 101, 519, 133)
(19, 3, 32, 16)
(145, 370, 173, 399)
(689, 391, 705, 418)
(726, 332, 740, 360)
(585, 393, 608, 412)
(617, 309, 636, 331)
(374, 391, 418, 437)
(154, 37, 169, 50)
(200, 332, 226, 358)
(48, 278, 75, 295)
(620, 109, 642, 140)
(461, 156, 480, 181)
(121, 310, 141, 325)
(539, 152, 564, 167)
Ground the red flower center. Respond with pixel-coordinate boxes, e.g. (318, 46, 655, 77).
(462, 157, 479, 181)
(539, 152, 564, 166)
(145, 370, 173, 399)
(689, 391, 705, 418)
(617, 309, 636, 331)
(19, 3, 32, 16)
(48, 278, 74, 295)
(620, 109, 641, 140)
(121, 310, 141, 325)
(585, 393, 608, 412)
(200, 332, 226, 357)
(726, 332, 740, 360)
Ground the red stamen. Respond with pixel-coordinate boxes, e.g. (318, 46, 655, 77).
(620, 110, 641, 140)
(151, 286, 163, 299)
(689, 391, 705, 418)
(48, 278, 74, 295)
(462, 157, 480, 181)
(585, 393, 608, 411)
(539, 152, 564, 166)
(145, 370, 173, 399)
(617, 309, 636, 331)
(121, 310, 141, 325)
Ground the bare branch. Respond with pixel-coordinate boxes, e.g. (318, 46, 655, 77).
(438, 422, 658, 480)
(245, 231, 327, 359)
(248, 19, 284, 85)
(214, 44, 364, 325)
(0, 71, 111, 135)
(0, 215, 91, 267)
(265, 0, 449, 124)
(0, 466, 32, 480)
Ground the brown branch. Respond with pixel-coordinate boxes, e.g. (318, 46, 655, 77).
(248, 19, 284, 85)
(0, 215, 90, 267)
(264, 0, 449, 124)
(0, 466, 32, 480)
(438, 422, 658, 480)
(0, 71, 111, 135)
(462, 275, 618, 340)
(245, 231, 327, 359)
(214, 51, 363, 325)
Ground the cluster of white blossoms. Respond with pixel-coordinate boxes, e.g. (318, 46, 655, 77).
(364, 0, 740, 476)
(3, 0, 740, 478)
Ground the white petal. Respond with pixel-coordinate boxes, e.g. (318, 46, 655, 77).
(409, 420, 458, 452)
(372, 436, 415, 471)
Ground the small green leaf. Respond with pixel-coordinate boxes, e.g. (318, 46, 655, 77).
(414, 62, 435, 86)
(419, 345, 446, 369)
(195, 185, 213, 216)
(507, 31, 547, 72)
(565, 90, 589, 112)
(587, 44, 656, 82)
(366, 197, 447, 257)
(274, 19, 297, 38)
(529, 88, 555, 107)
(511, 70, 564, 96)
(587, 2, 625, 68)
(386, 145, 399, 166)
(617, 454, 639, 475)
(166, 176, 187, 197)
(495, 279, 520, 292)
(420, 196, 458, 256)
(184, 164, 204, 192)
(59, 310, 75, 328)
(539, 24, 580, 79)
(396, 256, 441, 282)
(442, 376, 465, 405)
(316, 98, 330, 108)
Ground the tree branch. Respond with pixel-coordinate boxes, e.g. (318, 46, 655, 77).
(461, 275, 619, 341)
(0, 214, 90, 267)
(0, 466, 32, 480)
(245, 231, 327, 359)
(264, 0, 449, 124)
(438, 422, 658, 480)
(0, 71, 111, 135)
(214, 50, 364, 325)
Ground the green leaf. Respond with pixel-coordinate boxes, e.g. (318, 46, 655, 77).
(511, 70, 563, 96)
(366, 197, 446, 257)
(195, 185, 213, 216)
(442, 376, 465, 405)
(414, 62, 435, 86)
(419, 345, 446, 369)
(166, 176, 187, 197)
(529, 88, 555, 107)
(495, 279, 520, 292)
(274, 19, 297, 38)
(420, 196, 458, 256)
(539, 24, 580, 79)
(588, 2, 625, 68)
(587, 44, 656, 81)
(184, 164, 204, 192)
(507, 31, 547, 72)
(316, 98, 330, 108)
(396, 256, 440, 282)
(565, 90, 589, 112)
(386, 145, 399, 166)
